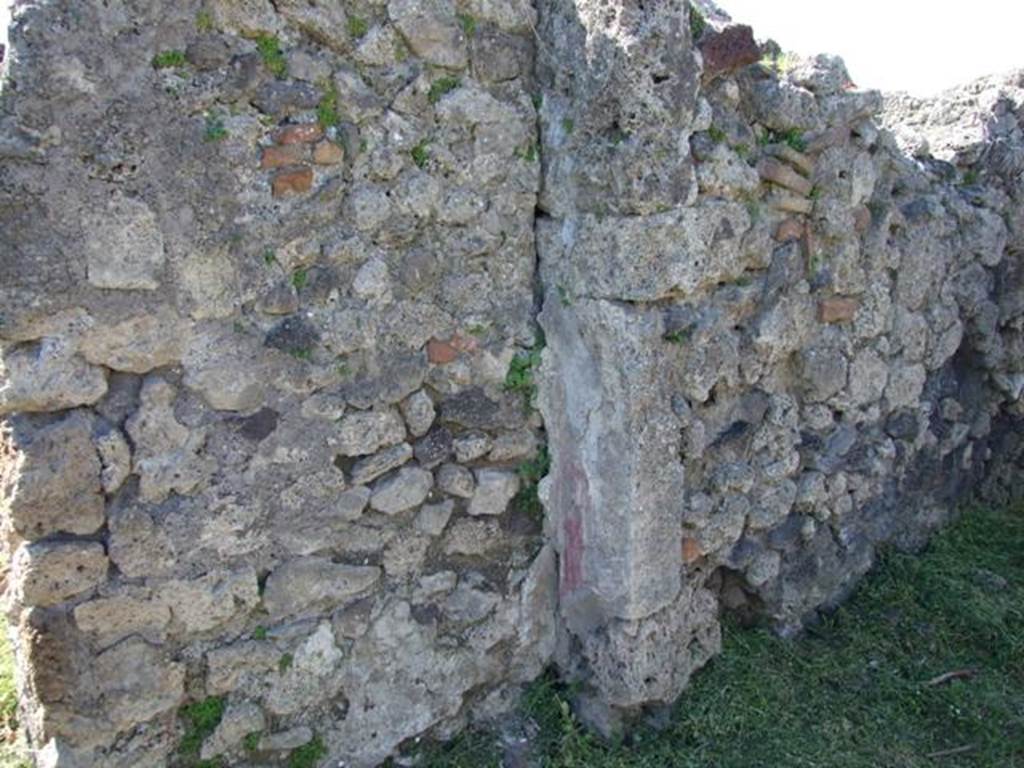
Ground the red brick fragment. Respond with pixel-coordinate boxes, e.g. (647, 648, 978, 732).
(775, 217, 805, 243)
(271, 166, 313, 197)
(682, 537, 704, 565)
(819, 297, 859, 324)
(427, 339, 459, 364)
(853, 205, 872, 233)
(699, 25, 761, 80)
(261, 144, 306, 169)
(759, 157, 814, 197)
(312, 140, 344, 165)
(274, 124, 324, 145)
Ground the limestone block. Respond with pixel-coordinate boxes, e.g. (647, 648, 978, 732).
(265, 623, 345, 715)
(336, 409, 407, 457)
(125, 377, 209, 503)
(400, 390, 436, 437)
(467, 469, 519, 516)
(350, 443, 414, 485)
(94, 638, 185, 732)
(369, 466, 433, 514)
(157, 567, 260, 635)
(13, 541, 108, 607)
(83, 195, 165, 291)
(2, 412, 105, 539)
(73, 592, 171, 648)
(262, 558, 382, 620)
(436, 463, 475, 498)
(79, 309, 190, 373)
(0, 340, 107, 415)
(389, 0, 468, 69)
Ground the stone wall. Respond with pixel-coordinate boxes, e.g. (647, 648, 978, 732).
(536, 2, 1024, 728)
(0, 0, 1022, 765)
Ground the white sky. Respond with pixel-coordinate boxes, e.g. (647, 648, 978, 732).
(721, 0, 1024, 96)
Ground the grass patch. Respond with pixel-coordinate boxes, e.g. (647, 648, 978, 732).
(244, 731, 262, 752)
(421, 502, 1024, 767)
(347, 15, 369, 40)
(503, 332, 545, 410)
(203, 112, 228, 142)
(196, 10, 215, 32)
(689, 5, 706, 40)
(427, 76, 460, 105)
(255, 34, 287, 79)
(707, 125, 726, 144)
(288, 734, 327, 768)
(761, 126, 807, 152)
(457, 12, 476, 38)
(515, 142, 539, 162)
(664, 327, 693, 345)
(763, 50, 800, 76)
(0, 620, 27, 768)
(513, 445, 550, 521)
(152, 49, 187, 69)
(179, 696, 225, 762)
(316, 80, 340, 129)
(411, 139, 430, 169)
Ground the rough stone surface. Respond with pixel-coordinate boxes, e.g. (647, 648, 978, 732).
(262, 558, 382, 620)
(337, 409, 407, 457)
(0, 341, 107, 415)
(700, 25, 762, 81)
(2, 0, 1024, 764)
(468, 469, 519, 516)
(1, 413, 105, 539)
(83, 195, 166, 291)
(370, 466, 434, 514)
(12, 542, 108, 607)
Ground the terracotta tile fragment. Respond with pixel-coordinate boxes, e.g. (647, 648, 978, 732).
(271, 166, 313, 197)
(274, 124, 323, 145)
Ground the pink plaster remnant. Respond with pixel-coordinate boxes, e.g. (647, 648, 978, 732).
(561, 515, 583, 596)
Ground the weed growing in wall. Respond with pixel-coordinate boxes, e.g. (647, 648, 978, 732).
(152, 50, 186, 69)
(204, 112, 228, 142)
(316, 80, 340, 129)
(255, 34, 287, 79)
(411, 139, 430, 169)
(504, 332, 545, 409)
(759, 127, 807, 152)
(244, 731, 262, 752)
(457, 13, 476, 38)
(347, 15, 369, 40)
(513, 446, 550, 521)
(195, 10, 215, 32)
(664, 327, 694, 345)
(515, 142, 539, 162)
(428, 76, 460, 105)
(178, 696, 225, 763)
(288, 735, 327, 768)
(689, 6, 706, 40)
